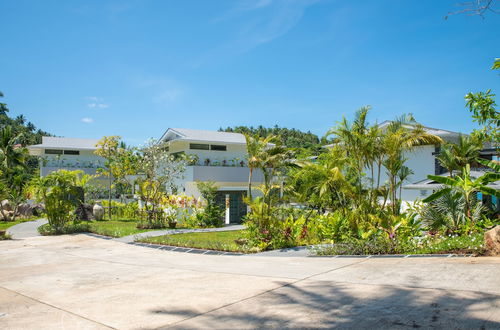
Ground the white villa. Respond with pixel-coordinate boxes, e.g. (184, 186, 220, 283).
(27, 137, 104, 178)
(366, 122, 496, 204)
(158, 128, 265, 223)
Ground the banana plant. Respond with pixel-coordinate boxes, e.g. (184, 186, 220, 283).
(424, 162, 500, 220)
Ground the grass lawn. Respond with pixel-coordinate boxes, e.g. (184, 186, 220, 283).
(88, 219, 154, 238)
(0, 217, 42, 231)
(88, 219, 191, 238)
(139, 230, 251, 252)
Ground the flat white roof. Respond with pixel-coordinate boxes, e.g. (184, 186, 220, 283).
(160, 128, 246, 144)
(28, 136, 100, 150)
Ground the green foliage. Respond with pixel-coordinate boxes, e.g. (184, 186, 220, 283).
(38, 221, 90, 236)
(0, 92, 51, 178)
(30, 170, 87, 232)
(196, 181, 224, 227)
(101, 200, 139, 219)
(220, 125, 322, 153)
(464, 59, 499, 146)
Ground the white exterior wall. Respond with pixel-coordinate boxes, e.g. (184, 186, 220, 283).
(167, 140, 263, 197)
(169, 141, 247, 166)
(366, 145, 436, 203)
(39, 149, 105, 177)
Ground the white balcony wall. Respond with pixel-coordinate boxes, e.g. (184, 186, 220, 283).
(168, 141, 248, 166)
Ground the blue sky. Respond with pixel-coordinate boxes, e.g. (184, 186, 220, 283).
(1, 0, 499, 145)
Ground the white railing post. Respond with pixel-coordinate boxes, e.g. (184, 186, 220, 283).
(225, 194, 230, 225)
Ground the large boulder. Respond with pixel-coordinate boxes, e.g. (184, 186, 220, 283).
(93, 203, 105, 221)
(76, 203, 95, 221)
(17, 203, 33, 217)
(484, 225, 500, 256)
(31, 203, 45, 216)
(1, 200, 12, 212)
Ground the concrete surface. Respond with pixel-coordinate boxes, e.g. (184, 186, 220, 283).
(115, 224, 245, 243)
(1, 234, 499, 329)
(6, 219, 47, 239)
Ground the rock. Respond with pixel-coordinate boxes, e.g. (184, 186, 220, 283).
(484, 225, 500, 256)
(93, 203, 105, 221)
(17, 203, 33, 217)
(1, 200, 12, 212)
(76, 203, 95, 221)
(31, 204, 45, 216)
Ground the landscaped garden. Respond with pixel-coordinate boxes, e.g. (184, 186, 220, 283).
(0, 59, 498, 255)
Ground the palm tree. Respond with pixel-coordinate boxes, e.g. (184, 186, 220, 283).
(436, 144, 458, 177)
(397, 165, 414, 200)
(382, 115, 443, 214)
(0, 126, 27, 174)
(424, 162, 500, 221)
(453, 134, 481, 170)
(326, 106, 372, 204)
(244, 134, 275, 200)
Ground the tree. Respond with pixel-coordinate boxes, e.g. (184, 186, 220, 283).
(95, 136, 121, 220)
(424, 162, 500, 222)
(326, 106, 373, 206)
(437, 134, 482, 177)
(244, 134, 275, 200)
(381, 115, 443, 214)
(196, 181, 224, 227)
(30, 170, 88, 232)
(464, 59, 499, 152)
(136, 139, 187, 226)
(445, 0, 499, 19)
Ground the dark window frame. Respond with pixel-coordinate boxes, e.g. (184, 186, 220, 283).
(210, 145, 227, 151)
(63, 150, 80, 155)
(45, 149, 63, 155)
(189, 143, 210, 150)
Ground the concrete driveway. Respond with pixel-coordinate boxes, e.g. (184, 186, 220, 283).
(1, 235, 499, 329)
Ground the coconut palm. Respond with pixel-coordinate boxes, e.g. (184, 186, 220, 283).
(325, 106, 372, 204)
(436, 144, 458, 177)
(244, 134, 276, 200)
(453, 134, 482, 170)
(381, 115, 443, 214)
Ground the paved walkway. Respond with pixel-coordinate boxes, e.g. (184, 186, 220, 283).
(6, 218, 47, 239)
(1, 234, 499, 329)
(114, 224, 245, 243)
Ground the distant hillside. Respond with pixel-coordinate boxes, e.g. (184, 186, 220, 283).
(219, 125, 326, 153)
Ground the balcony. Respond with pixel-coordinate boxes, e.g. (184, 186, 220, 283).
(188, 165, 264, 183)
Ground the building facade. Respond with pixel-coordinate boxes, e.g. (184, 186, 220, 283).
(159, 128, 265, 223)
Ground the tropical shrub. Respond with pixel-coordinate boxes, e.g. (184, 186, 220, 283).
(196, 181, 224, 227)
(30, 170, 87, 233)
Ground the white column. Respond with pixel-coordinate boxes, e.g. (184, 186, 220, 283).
(225, 194, 230, 225)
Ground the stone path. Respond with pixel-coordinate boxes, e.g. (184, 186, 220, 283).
(113, 224, 245, 243)
(6, 218, 47, 239)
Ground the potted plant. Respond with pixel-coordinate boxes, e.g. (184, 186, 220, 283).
(204, 158, 210, 166)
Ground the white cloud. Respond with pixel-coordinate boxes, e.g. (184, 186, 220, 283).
(85, 96, 109, 109)
(138, 77, 184, 106)
(81, 117, 94, 123)
(196, 0, 322, 67)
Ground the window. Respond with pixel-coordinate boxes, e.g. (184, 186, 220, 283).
(210, 145, 227, 151)
(64, 150, 80, 155)
(189, 143, 209, 150)
(45, 149, 63, 155)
